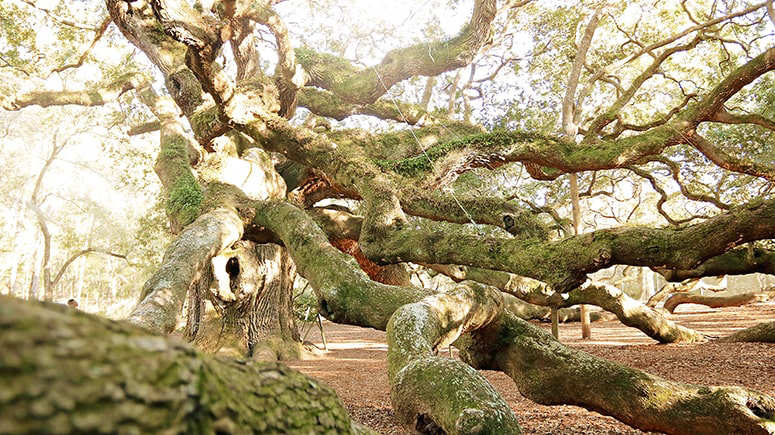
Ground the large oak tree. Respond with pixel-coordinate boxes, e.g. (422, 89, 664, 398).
(3, 0, 775, 433)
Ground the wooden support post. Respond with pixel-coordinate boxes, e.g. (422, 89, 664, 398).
(570, 173, 591, 339)
(580, 304, 591, 338)
(317, 313, 328, 351)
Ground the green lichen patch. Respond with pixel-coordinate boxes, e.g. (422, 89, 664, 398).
(295, 47, 358, 84)
(159, 136, 189, 161)
(375, 130, 550, 177)
(167, 175, 204, 227)
(190, 104, 222, 133)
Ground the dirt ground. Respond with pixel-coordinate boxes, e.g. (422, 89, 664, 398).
(286, 301, 775, 434)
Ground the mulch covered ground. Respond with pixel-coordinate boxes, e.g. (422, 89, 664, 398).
(286, 301, 775, 434)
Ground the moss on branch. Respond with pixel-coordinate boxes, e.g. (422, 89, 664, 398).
(460, 312, 775, 435)
(656, 246, 775, 281)
(253, 200, 429, 330)
(157, 136, 204, 228)
(167, 175, 204, 227)
(360, 198, 775, 292)
(374, 130, 551, 177)
(297, 88, 429, 125)
(0, 296, 375, 435)
(386, 283, 522, 434)
(294, 0, 497, 105)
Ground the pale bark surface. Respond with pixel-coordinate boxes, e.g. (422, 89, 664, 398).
(128, 207, 244, 333)
(664, 290, 775, 313)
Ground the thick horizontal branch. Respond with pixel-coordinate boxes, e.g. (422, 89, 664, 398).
(0, 296, 374, 434)
(375, 128, 682, 183)
(399, 191, 542, 236)
(3, 74, 145, 111)
(429, 265, 702, 343)
(463, 311, 775, 435)
(253, 200, 429, 330)
(655, 246, 775, 281)
(377, 50, 775, 183)
(564, 283, 704, 343)
(297, 0, 496, 105)
(298, 88, 428, 124)
(664, 290, 775, 314)
(361, 198, 775, 292)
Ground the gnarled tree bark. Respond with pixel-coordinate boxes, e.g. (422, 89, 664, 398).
(0, 295, 376, 434)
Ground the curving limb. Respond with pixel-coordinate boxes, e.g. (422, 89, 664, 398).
(460, 310, 775, 435)
(386, 283, 522, 434)
(297, 0, 498, 105)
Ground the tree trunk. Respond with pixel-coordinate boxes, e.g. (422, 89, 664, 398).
(0, 295, 375, 435)
(184, 260, 211, 341)
(197, 241, 302, 360)
(4, 201, 24, 296)
(664, 290, 775, 313)
(245, 243, 300, 360)
(129, 206, 244, 334)
(28, 244, 41, 301)
(569, 172, 591, 340)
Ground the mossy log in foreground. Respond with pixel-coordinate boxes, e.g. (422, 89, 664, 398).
(0, 296, 375, 435)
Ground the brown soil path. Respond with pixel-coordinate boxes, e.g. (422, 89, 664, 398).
(287, 302, 775, 434)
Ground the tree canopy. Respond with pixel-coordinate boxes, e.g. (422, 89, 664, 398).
(2, 0, 775, 433)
